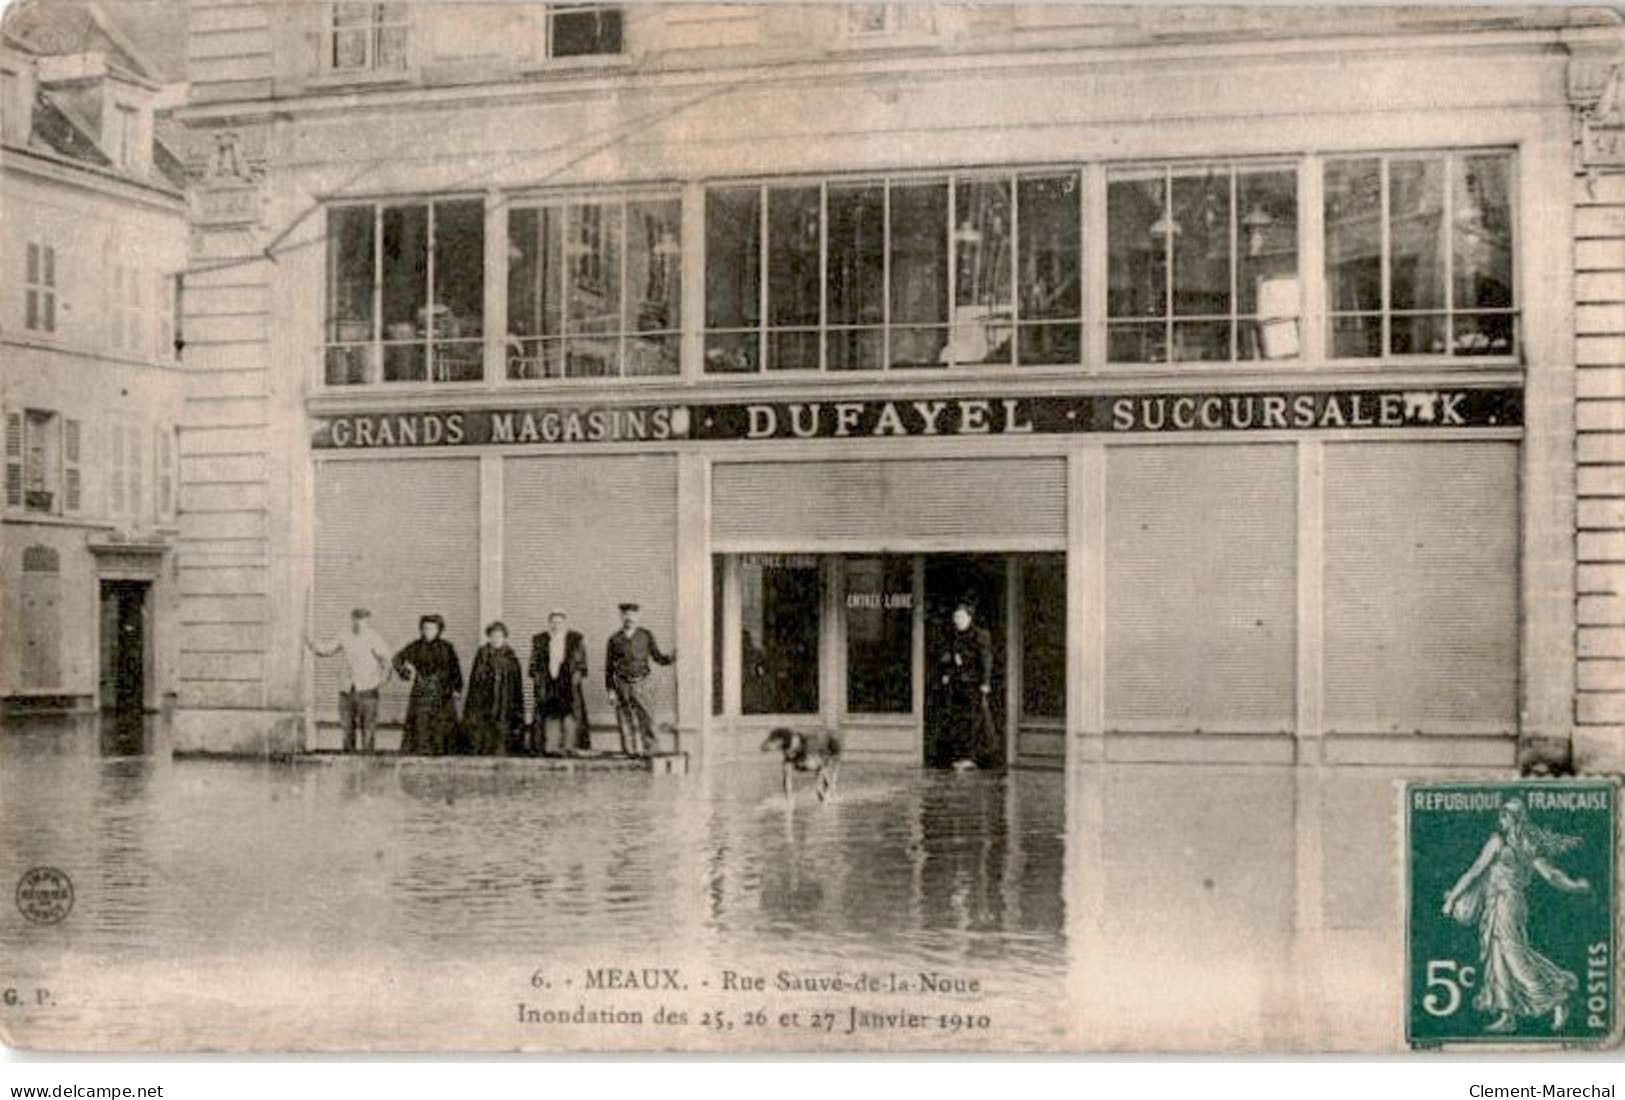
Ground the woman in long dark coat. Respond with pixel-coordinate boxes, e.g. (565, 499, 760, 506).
(464, 621, 525, 756)
(393, 614, 463, 755)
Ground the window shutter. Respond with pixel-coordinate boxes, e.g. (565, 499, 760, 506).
(4, 411, 22, 508)
(156, 424, 175, 521)
(111, 266, 124, 350)
(156, 273, 173, 360)
(42, 245, 54, 287)
(63, 418, 81, 513)
(108, 420, 125, 515)
(127, 420, 143, 520)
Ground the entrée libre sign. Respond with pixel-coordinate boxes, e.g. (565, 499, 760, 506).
(310, 388, 1521, 449)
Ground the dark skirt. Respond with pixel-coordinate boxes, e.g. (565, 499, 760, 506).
(402, 673, 460, 755)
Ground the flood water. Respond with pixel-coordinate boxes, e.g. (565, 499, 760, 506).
(0, 715, 1509, 1052)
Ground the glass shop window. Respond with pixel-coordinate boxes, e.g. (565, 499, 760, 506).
(507, 195, 680, 380)
(740, 556, 821, 716)
(1324, 151, 1516, 359)
(705, 171, 1083, 373)
(845, 555, 914, 715)
(548, 5, 622, 58)
(1020, 554, 1066, 721)
(324, 199, 484, 385)
(1107, 161, 1300, 364)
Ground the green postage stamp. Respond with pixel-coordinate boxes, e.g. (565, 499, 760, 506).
(1406, 780, 1619, 1048)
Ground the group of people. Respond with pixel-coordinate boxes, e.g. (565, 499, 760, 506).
(305, 602, 675, 758)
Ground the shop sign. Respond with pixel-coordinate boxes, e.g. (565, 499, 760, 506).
(740, 554, 819, 569)
(845, 591, 913, 611)
(311, 388, 1520, 450)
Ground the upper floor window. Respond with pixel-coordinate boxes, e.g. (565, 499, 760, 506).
(329, 2, 408, 74)
(325, 198, 485, 385)
(5, 409, 79, 515)
(24, 241, 56, 333)
(704, 171, 1082, 374)
(111, 102, 138, 168)
(1107, 161, 1300, 364)
(507, 193, 681, 379)
(846, 4, 898, 35)
(1324, 151, 1515, 359)
(547, 5, 622, 59)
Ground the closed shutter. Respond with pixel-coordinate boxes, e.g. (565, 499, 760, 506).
(63, 418, 81, 512)
(108, 420, 125, 516)
(314, 458, 481, 724)
(157, 426, 175, 520)
(126, 420, 143, 520)
(1104, 444, 1298, 731)
(712, 457, 1066, 548)
(1322, 442, 1518, 734)
(4, 411, 21, 508)
(504, 455, 679, 727)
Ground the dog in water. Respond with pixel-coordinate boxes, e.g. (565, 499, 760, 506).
(760, 727, 841, 803)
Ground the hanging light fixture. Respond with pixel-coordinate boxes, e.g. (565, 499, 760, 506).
(1242, 204, 1274, 257)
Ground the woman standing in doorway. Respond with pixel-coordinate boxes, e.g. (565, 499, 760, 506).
(936, 598, 997, 771)
(393, 614, 463, 755)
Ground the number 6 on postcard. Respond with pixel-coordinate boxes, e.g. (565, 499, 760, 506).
(1405, 780, 1619, 1048)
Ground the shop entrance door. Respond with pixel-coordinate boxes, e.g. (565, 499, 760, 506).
(100, 580, 149, 715)
(922, 555, 1007, 768)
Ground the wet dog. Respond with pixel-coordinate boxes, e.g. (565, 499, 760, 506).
(760, 727, 841, 803)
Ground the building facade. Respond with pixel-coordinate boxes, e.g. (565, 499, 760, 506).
(1, 5, 187, 721)
(172, 2, 1625, 771)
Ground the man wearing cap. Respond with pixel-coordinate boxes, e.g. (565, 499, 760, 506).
(936, 597, 996, 770)
(605, 602, 675, 757)
(530, 610, 590, 755)
(304, 608, 392, 753)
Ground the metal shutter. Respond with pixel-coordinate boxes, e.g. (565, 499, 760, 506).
(4, 412, 21, 508)
(1105, 444, 1297, 731)
(711, 457, 1066, 548)
(503, 455, 679, 727)
(313, 458, 481, 724)
(1322, 442, 1518, 734)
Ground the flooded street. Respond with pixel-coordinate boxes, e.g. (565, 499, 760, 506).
(1, 715, 1508, 1051)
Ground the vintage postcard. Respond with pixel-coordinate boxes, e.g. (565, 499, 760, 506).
(4, 0, 1625, 1054)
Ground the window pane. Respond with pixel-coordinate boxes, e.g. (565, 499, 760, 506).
(768, 186, 821, 330)
(1171, 170, 1230, 317)
(1018, 173, 1081, 321)
(1324, 156, 1381, 312)
(740, 558, 820, 715)
(430, 199, 483, 380)
(1237, 168, 1299, 360)
(381, 204, 427, 343)
(1330, 315, 1381, 359)
(1017, 322, 1080, 366)
(1453, 154, 1513, 311)
(951, 178, 1012, 365)
(1391, 313, 1447, 356)
(768, 330, 819, 372)
(26, 242, 38, 284)
(375, 26, 407, 69)
(332, 28, 367, 69)
(704, 187, 760, 332)
(567, 202, 619, 342)
(1390, 158, 1445, 312)
(1453, 312, 1515, 357)
(827, 182, 884, 342)
(624, 199, 680, 333)
(1172, 320, 1230, 362)
(846, 555, 913, 714)
(704, 331, 757, 374)
(889, 180, 947, 326)
(1020, 554, 1065, 720)
(1107, 174, 1166, 322)
(333, 2, 371, 27)
(327, 206, 374, 343)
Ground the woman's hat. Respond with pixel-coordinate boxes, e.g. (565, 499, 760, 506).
(618, 602, 640, 612)
(548, 608, 568, 619)
(485, 620, 508, 636)
(351, 607, 371, 620)
(419, 613, 445, 629)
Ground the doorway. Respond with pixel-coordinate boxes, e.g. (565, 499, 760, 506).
(923, 555, 1007, 768)
(100, 580, 150, 715)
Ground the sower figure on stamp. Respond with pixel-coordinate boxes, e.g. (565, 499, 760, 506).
(605, 602, 674, 758)
(303, 607, 392, 753)
(393, 614, 463, 756)
(530, 610, 590, 756)
(936, 597, 998, 772)
(464, 621, 525, 756)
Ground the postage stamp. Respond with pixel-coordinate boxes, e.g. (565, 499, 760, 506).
(1405, 781, 1619, 1048)
(14, 867, 74, 927)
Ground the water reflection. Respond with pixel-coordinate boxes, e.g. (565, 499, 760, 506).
(0, 713, 1513, 1051)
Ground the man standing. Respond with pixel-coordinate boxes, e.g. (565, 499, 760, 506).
(530, 610, 590, 755)
(605, 602, 674, 758)
(304, 607, 392, 753)
(936, 598, 996, 771)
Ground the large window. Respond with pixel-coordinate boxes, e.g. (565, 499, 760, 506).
(1107, 161, 1300, 363)
(1324, 151, 1515, 358)
(1019, 555, 1065, 721)
(547, 5, 622, 58)
(845, 555, 913, 714)
(740, 556, 821, 715)
(325, 199, 484, 385)
(328, 3, 408, 74)
(704, 171, 1083, 373)
(507, 195, 680, 379)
